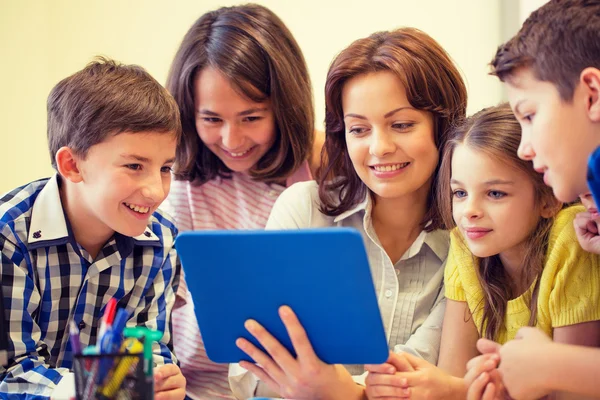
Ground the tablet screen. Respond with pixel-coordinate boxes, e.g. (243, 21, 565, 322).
(177, 228, 389, 365)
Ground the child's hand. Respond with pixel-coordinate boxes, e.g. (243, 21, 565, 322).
(574, 211, 600, 253)
(367, 352, 462, 400)
(154, 363, 186, 400)
(364, 352, 413, 399)
(464, 353, 508, 400)
(478, 328, 553, 400)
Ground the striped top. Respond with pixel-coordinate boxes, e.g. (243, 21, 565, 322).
(161, 162, 312, 400)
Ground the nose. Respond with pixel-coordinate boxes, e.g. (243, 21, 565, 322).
(141, 171, 167, 202)
(463, 196, 484, 220)
(517, 130, 535, 161)
(221, 123, 244, 150)
(369, 128, 395, 158)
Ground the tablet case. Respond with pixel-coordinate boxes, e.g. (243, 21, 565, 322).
(176, 228, 388, 365)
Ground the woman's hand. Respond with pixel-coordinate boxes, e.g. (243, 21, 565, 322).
(237, 305, 365, 400)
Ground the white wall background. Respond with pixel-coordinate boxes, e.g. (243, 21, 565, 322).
(0, 0, 510, 193)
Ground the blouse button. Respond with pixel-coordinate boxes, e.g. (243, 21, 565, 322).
(384, 290, 393, 298)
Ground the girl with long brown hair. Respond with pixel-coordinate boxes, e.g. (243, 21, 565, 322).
(162, 4, 320, 398)
(364, 104, 600, 400)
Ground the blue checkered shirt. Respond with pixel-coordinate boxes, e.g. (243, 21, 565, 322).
(0, 175, 181, 399)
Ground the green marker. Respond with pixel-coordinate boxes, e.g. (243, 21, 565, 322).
(123, 327, 162, 377)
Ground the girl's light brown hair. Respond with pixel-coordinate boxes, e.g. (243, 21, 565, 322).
(437, 103, 559, 340)
(319, 28, 467, 231)
(167, 4, 314, 185)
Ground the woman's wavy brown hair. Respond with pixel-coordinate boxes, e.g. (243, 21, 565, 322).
(167, 4, 314, 185)
(319, 28, 467, 231)
(437, 103, 560, 340)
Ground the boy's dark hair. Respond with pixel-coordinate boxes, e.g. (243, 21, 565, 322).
(47, 57, 182, 169)
(320, 28, 467, 232)
(491, 0, 600, 101)
(166, 3, 314, 185)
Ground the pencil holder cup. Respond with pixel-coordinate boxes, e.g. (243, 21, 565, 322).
(73, 353, 153, 400)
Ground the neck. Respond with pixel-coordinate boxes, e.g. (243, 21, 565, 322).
(60, 181, 113, 260)
(370, 183, 430, 262)
(499, 243, 529, 296)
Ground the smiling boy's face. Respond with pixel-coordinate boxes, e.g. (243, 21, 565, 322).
(69, 131, 177, 243)
(506, 67, 600, 203)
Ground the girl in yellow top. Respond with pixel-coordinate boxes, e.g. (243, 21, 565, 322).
(364, 104, 600, 400)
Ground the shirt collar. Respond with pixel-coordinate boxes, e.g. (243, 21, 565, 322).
(404, 229, 449, 262)
(27, 174, 161, 251)
(331, 189, 449, 261)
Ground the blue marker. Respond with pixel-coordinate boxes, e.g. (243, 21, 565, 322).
(97, 308, 130, 384)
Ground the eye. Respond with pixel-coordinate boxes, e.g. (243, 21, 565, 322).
(161, 166, 173, 173)
(488, 190, 506, 199)
(243, 116, 262, 123)
(392, 122, 414, 130)
(521, 113, 535, 123)
(126, 164, 142, 171)
(348, 127, 368, 136)
(452, 190, 467, 199)
(201, 117, 222, 123)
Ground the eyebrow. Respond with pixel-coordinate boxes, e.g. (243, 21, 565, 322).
(120, 154, 176, 164)
(198, 107, 268, 117)
(344, 106, 416, 120)
(450, 179, 515, 186)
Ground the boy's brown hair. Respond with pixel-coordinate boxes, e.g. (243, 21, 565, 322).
(320, 27, 467, 231)
(491, 0, 600, 101)
(47, 57, 181, 169)
(166, 4, 314, 185)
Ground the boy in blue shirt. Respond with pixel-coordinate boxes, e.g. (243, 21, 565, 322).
(0, 58, 185, 399)
(471, 1, 600, 399)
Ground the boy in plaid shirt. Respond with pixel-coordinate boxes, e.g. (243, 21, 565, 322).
(0, 58, 185, 399)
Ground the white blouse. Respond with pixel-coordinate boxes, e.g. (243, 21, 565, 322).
(229, 180, 449, 399)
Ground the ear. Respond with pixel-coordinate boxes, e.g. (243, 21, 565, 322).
(580, 67, 600, 123)
(55, 147, 84, 183)
(540, 194, 562, 219)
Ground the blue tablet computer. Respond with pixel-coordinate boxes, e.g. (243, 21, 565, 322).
(176, 228, 388, 365)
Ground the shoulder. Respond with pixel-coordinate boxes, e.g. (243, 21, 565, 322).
(547, 205, 584, 250)
(280, 180, 320, 201)
(0, 179, 49, 243)
(0, 179, 47, 224)
(274, 180, 322, 212)
(267, 181, 335, 229)
(541, 205, 600, 291)
(445, 229, 478, 286)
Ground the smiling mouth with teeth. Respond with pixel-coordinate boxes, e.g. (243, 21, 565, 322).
(222, 146, 255, 157)
(372, 162, 410, 172)
(124, 202, 150, 214)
